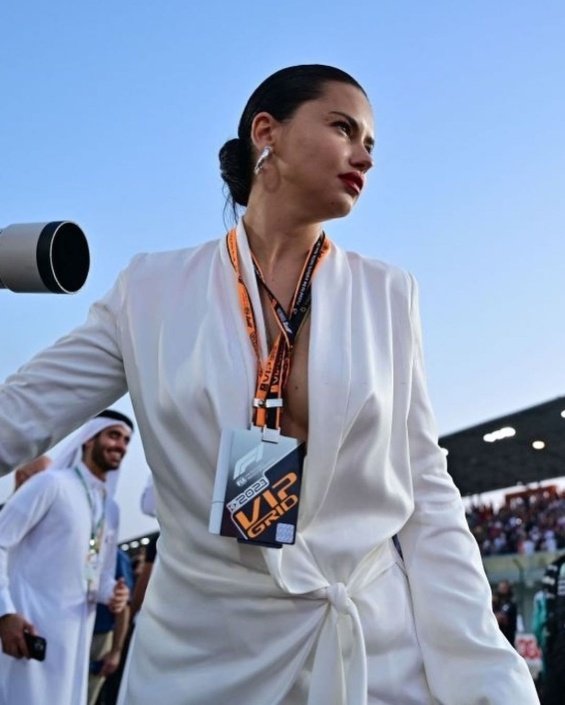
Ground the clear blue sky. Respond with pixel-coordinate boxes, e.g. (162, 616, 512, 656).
(1, 1, 564, 538)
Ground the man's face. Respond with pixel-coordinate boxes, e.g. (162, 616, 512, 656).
(84, 425, 131, 475)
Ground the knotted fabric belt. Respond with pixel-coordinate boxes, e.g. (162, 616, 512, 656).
(261, 539, 399, 705)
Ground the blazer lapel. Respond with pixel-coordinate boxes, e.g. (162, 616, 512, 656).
(299, 242, 352, 530)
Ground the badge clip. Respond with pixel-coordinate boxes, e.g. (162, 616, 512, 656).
(261, 426, 280, 444)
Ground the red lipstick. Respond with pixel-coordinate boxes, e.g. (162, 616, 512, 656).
(338, 172, 364, 195)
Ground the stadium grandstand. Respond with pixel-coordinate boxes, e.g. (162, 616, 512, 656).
(439, 396, 565, 496)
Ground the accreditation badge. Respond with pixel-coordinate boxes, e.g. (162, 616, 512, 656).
(209, 427, 305, 548)
(84, 548, 100, 602)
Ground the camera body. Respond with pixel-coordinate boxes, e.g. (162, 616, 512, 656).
(0, 221, 90, 294)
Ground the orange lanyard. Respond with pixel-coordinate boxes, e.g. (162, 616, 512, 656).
(226, 228, 330, 430)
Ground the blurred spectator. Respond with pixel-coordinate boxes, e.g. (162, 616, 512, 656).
(13, 456, 52, 491)
(104, 477, 159, 705)
(88, 549, 134, 705)
(542, 554, 565, 705)
(493, 580, 518, 646)
(466, 487, 565, 557)
(0, 456, 52, 511)
(109, 533, 159, 705)
(532, 589, 548, 689)
(130, 533, 158, 620)
(139, 475, 157, 519)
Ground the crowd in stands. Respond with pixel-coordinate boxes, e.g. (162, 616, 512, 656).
(466, 486, 565, 557)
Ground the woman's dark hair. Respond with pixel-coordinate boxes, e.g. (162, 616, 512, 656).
(219, 64, 367, 216)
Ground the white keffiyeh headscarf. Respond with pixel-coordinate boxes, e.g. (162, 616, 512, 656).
(52, 410, 134, 497)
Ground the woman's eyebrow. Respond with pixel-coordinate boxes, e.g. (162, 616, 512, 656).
(328, 110, 375, 148)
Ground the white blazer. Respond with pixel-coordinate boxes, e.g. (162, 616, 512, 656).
(0, 221, 538, 704)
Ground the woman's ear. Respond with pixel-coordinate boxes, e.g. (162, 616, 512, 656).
(250, 111, 279, 152)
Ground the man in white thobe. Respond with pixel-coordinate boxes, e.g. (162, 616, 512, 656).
(0, 410, 132, 705)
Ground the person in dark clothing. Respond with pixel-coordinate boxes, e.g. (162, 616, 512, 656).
(494, 580, 518, 646)
(541, 555, 565, 705)
(89, 549, 134, 705)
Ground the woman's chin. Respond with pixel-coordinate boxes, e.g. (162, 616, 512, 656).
(324, 197, 355, 221)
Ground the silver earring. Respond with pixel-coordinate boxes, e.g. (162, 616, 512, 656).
(253, 145, 272, 175)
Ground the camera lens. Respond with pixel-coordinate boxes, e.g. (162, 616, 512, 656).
(36, 222, 90, 293)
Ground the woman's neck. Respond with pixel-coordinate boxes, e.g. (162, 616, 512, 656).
(242, 202, 323, 276)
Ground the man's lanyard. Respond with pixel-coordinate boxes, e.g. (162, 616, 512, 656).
(226, 228, 330, 431)
(74, 466, 106, 554)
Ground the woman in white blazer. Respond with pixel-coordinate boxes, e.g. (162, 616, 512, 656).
(0, 65, 539, 704)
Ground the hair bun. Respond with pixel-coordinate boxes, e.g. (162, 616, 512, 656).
(219, 138, 251, 207)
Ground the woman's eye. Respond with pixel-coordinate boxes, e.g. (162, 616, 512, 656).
(334, 121, 352, 136)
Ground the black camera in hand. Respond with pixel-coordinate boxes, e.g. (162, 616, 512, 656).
(0, 221, 90, 294)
